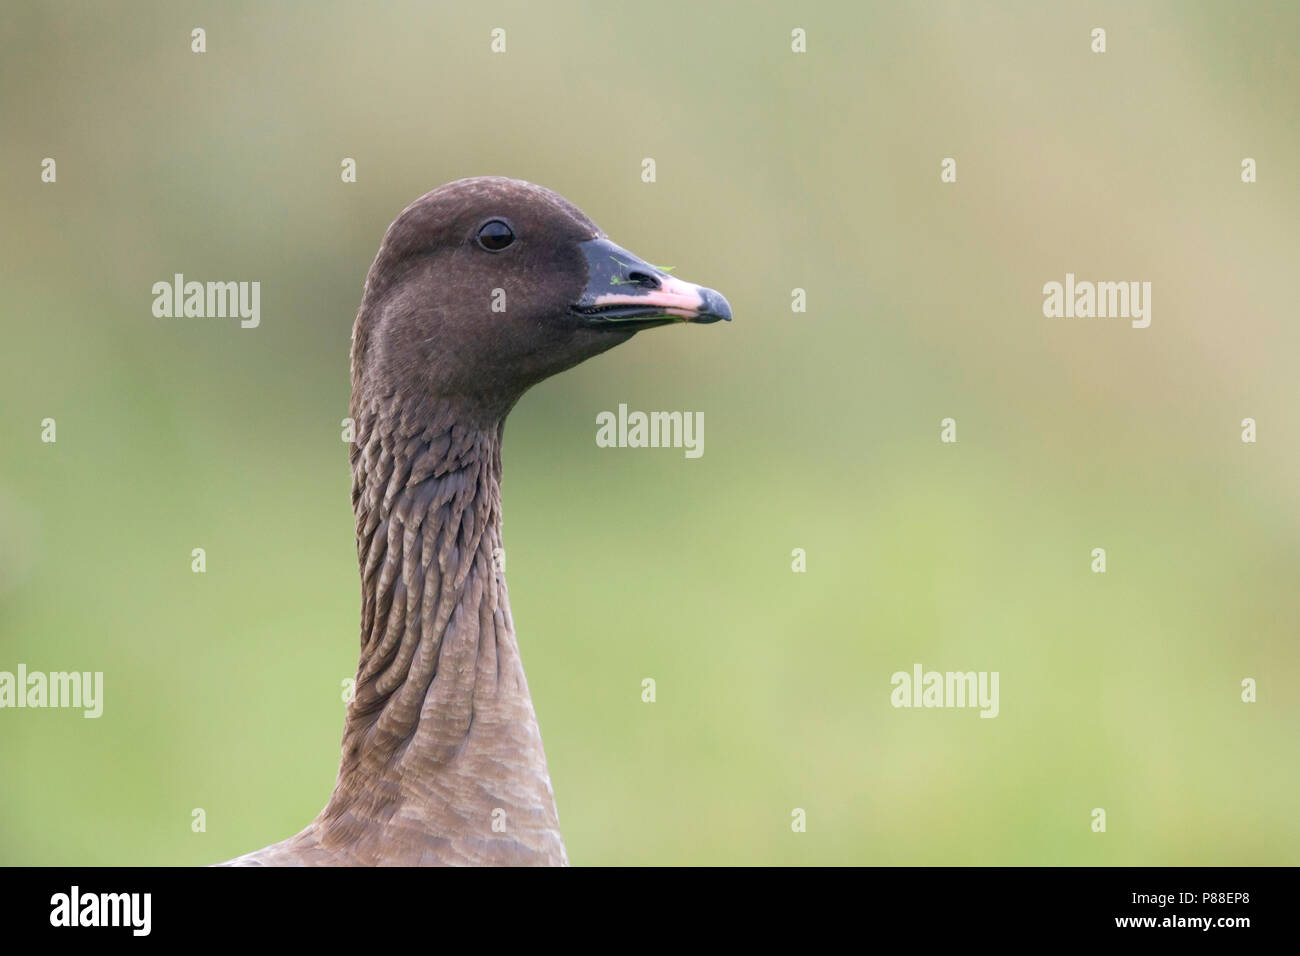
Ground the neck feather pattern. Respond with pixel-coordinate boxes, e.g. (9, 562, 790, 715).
(306, 396, 565, 865)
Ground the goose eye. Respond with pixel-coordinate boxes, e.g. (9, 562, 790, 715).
(477, 219, 515, 252)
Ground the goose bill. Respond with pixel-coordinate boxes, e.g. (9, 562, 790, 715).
(571, 237, 732, 330)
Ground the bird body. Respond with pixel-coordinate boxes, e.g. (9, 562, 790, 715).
(220, 177, 730, 866)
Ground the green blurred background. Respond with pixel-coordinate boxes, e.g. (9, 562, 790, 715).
(1, 1, 1297, 865)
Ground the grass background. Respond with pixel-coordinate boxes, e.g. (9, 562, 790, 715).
(1, 0, 1297, 865)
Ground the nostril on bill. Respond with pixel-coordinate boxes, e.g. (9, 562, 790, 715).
(626, 271, 660, 289)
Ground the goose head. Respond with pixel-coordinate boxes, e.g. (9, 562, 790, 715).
(351, 176, 732, 421)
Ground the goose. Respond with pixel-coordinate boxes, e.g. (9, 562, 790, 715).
(219, 177, 731, 865)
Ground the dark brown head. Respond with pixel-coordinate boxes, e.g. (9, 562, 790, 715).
(350, 176, 731, 423)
